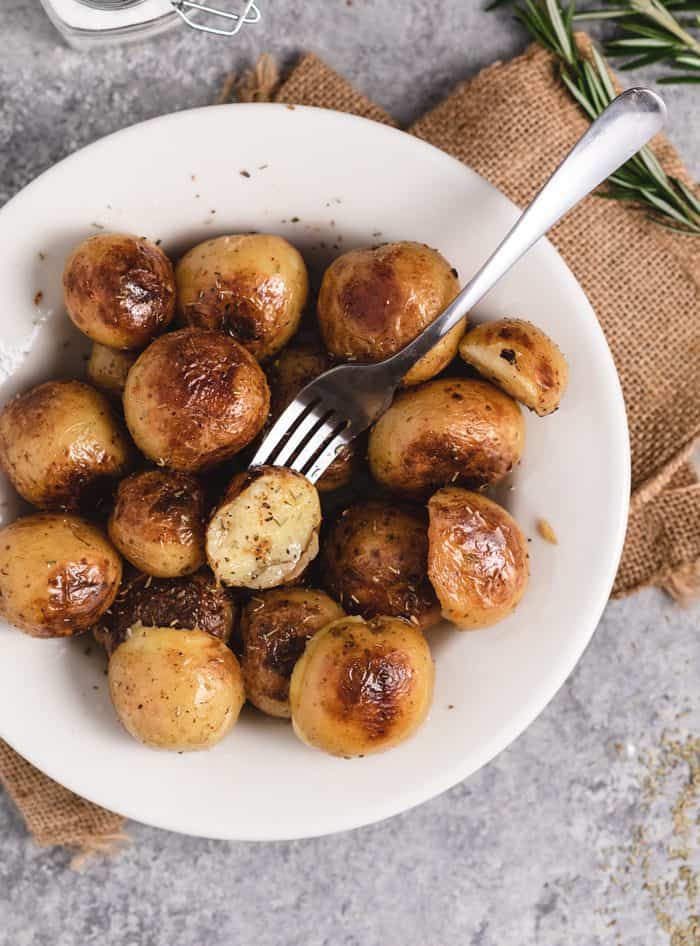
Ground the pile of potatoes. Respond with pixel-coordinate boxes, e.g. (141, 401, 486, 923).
(0, 232, 567, 758)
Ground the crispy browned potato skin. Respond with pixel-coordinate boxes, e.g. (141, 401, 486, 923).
(368, 377, 525, 499)
(206, 466, 321, 590)
(459, 319, 569, 416)
(176, 234, 309, 362)
(427, 488, 529, 630)
(320, 500, 440, 630)
(0, 513, 122, 638)
(317, 242, 463, 386)
(0, 380, 131, 510)
(123, 328, 270, 472)
(108, 627, 244, 750)
(87, 344, 137, 398)
(94, 570, 235, 656)
(108, 470, 206, 577)
(63, 233, 175, 350)
(241, 587, 345, 718)
(290, 615, 434, 757)
(266, 341, 358, 492)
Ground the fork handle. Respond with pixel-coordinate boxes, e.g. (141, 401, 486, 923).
(383, 87, 666, 383)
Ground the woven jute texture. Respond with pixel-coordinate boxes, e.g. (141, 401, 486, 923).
(2, 45, 698, 854)
(276, 48, 700, 599)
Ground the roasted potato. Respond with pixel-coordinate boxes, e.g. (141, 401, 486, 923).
(0, 380, 131, 510)
(123, 328, 270, 472)
(427, 488, 529, 630)
(368, 377, 524, 498)
(108, 626, 244, 750)
(240, 587, 345, 718)
(0, 513, 121, 638)
(108, 470, 206, 577)
(290, 615, 434, 757)
(206, 466, 321, 590)
(94, 570, 235, 656)
(320, 500, 440, 630)
(266, 341, 358, 492)
(459, 319, 568, 416)
(87, 343, 137, 398)
(317, 242, 462, 386)
(63, 233, 175, 350)
(176, 234, 309, 362)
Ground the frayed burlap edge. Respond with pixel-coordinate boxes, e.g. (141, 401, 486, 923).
(0, 740, 127, 865)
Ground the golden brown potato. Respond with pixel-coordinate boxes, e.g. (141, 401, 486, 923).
(317, 242, 462, 386)
(206, 466, 321, 590)
(87, 343, 137, 398)
(0, 380, 131, 510)
(176, 234, 309, 362)
(94, 570, 235, 656)
(266, 341, 359, 492)
(368, 377, 525, 498)
(320, 500, 440, 630)
(427, 488, 529, 630)
(241, 587, 345, 718)
(0, 513, 121, 638)
(108, 470, 206, 577)
(63, 233, 175, 350)
(123, 328, 270, 472)
(108, 626, 244, 750)
(459, 319, 568, 416)
(290, 615, 434, 757)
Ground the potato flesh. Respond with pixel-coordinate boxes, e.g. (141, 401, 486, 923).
(459, 319, 568, 416)
(108, 626, 244, 750)
(207, 471, 321, 589)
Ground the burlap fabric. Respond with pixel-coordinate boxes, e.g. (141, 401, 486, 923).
(2, 45, 698, 854)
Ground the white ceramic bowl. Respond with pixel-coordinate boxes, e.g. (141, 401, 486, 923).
(0, 105, 629, 840)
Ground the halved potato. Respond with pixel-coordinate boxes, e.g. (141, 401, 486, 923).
(0, 513, 121, 638)
(290, 615, 434, 757)
(0, 380, 131, 510)
(320, 500, 440, 630)
(206, 466, 321, 590)
(368, 377, 524, 498)
(87, 343, 137, 398)
(266, 341, 359, 492)
(427, 487, 529, 630)
(176, 234, 308, 362)
(94, 570, 235, 656)
(63, 233, 175, 350)
(459, 319, 568, 416)
(317, 241, 462, 386)
(241, 587, 345, 718)
(108, 626, 244, 750)
(123, 328, 270, 472)
(108, 470, 206, 577)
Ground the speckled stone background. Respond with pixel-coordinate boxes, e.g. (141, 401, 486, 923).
(1, 3, 698, 945)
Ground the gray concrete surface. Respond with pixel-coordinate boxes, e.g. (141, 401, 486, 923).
(1, 2, 698, 945)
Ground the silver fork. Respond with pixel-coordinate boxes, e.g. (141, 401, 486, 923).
(251, 88, 666, 484)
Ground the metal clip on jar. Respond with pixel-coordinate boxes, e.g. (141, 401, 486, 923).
(40, 0, 262, 48)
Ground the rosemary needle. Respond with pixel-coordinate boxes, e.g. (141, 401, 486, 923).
(491, 0, 700, 233)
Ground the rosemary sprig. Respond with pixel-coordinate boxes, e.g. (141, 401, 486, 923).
(495, 0, 700, 233)
(576, 0, 700, 83)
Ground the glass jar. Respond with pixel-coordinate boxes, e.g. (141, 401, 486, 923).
(39, 0, 262, 49)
